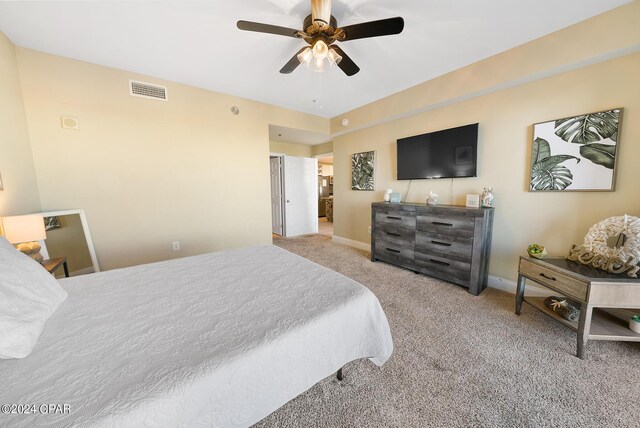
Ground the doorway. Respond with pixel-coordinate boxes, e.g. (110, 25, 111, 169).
(315, 152, 334, 237)
(270, 155, 318, 237)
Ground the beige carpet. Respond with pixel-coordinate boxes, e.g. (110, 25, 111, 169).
(256, 234, 640, 428)
(318, 217, 333, 237)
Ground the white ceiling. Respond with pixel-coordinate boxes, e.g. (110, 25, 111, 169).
(0, 1, 631, 118)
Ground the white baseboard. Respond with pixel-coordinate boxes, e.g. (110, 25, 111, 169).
(332, 235, 370, 252)
(332, 235, 552, 297)
(487, 275, 552, 297)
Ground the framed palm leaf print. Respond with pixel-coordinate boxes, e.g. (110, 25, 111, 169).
(351, 151, 375, 191)
(529, 108, 622, 192)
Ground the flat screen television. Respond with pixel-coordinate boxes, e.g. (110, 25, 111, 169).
(396, 123, 479, 180)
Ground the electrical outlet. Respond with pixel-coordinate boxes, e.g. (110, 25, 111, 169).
(368, 226, 372, 235)
(172, 241, 180, 251)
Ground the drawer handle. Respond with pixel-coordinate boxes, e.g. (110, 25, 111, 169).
(387, 216, 402, 220)
(386, 248, 401, 253)
(432, 221, 453, 227)
(386, 232, 401, 237)
(431, 240, 452, 247)
(539, 273, 556, 281)
(428, 259, 450, 266)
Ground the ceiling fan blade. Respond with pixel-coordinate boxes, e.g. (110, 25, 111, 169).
(279, 47, 308, 74)
(237, 20, 301, 38)
(337, 17, 404, 41)
(330, 46, 360, 76)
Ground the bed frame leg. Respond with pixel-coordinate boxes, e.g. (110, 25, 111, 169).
(336, 367, 343, 381)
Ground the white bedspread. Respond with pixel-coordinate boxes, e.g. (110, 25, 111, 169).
(0, 245, 393, 427)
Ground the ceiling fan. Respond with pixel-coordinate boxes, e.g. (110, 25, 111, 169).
(237, 0, 404, 76)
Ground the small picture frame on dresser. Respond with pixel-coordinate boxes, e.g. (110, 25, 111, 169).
(466, 194, 480, 208)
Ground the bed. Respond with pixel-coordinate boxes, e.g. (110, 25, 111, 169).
(0, 244, 393, 427)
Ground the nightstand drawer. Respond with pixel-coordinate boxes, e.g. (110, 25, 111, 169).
(520, 258, 587, 301)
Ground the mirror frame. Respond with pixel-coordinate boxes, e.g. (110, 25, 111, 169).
(39, 209, 100, 273)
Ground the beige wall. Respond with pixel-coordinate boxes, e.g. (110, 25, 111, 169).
(269, 141, 312, 157)
(330, 2, 640, 133)
(311, 141, 333, 157)
(331, 2, 640, 282)
(17, 48, 328, 270)
(0, 33, 40, 220)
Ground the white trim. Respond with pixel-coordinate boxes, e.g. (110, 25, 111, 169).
(332, 235, 370, 252)
(270, 152, 286, 157)
(39, 209, 100, 273)
(333, 234, 556, 297)
(331, 235, 554, 296)
(487, 275, 552, 297)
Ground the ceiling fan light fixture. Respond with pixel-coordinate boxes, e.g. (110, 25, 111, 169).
(312, 40, 329, 61)
(238, 0, 404, 77)
(327, 48, 342, 66)
(308, 56, 325, 73)
(297, 47, 313, 65)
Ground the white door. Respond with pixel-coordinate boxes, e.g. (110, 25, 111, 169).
(270, 157, 284, 235)
(283, 156, 318, 237)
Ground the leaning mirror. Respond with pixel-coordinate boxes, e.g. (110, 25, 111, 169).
(38, 209, 100, 278)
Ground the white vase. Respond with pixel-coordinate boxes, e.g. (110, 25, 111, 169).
(384, 189, 392, 202)
(630, 318, 640, 333)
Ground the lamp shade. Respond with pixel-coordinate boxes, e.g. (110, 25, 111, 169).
(1, 214, 46, 244)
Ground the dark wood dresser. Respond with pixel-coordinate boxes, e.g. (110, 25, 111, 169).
(371, 202, 494, 295)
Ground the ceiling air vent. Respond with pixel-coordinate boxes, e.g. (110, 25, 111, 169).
(129, 80, 168, 101)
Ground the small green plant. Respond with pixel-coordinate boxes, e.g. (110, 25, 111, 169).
(528, 244, 545, 254)
(631, 315, 640, 323)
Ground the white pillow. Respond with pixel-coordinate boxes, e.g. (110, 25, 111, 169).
(0, 237, 67, 359)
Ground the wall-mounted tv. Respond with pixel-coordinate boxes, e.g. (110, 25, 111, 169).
(397, 123, 479, 180)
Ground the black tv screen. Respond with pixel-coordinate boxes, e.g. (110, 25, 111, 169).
(397, 123, 478, 180)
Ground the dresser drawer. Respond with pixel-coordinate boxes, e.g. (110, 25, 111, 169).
(417, 214, 475, 237)
(374, 239, 414, 262)
(415, 253, 471, 286)
(375, 224, 415, 246)
(415, 252, 471, 273)
(375, 210, 416, 228)
(519, 258, 588, 301)
(415, 231, 472, 262)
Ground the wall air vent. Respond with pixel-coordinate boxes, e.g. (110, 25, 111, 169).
(129, 80, 168, 101)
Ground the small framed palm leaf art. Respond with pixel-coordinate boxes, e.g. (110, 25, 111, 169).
(529, 108, 622, 192)
(352, 151, 375, 191)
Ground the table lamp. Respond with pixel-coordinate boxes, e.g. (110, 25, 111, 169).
(1, 214, 46, 263)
